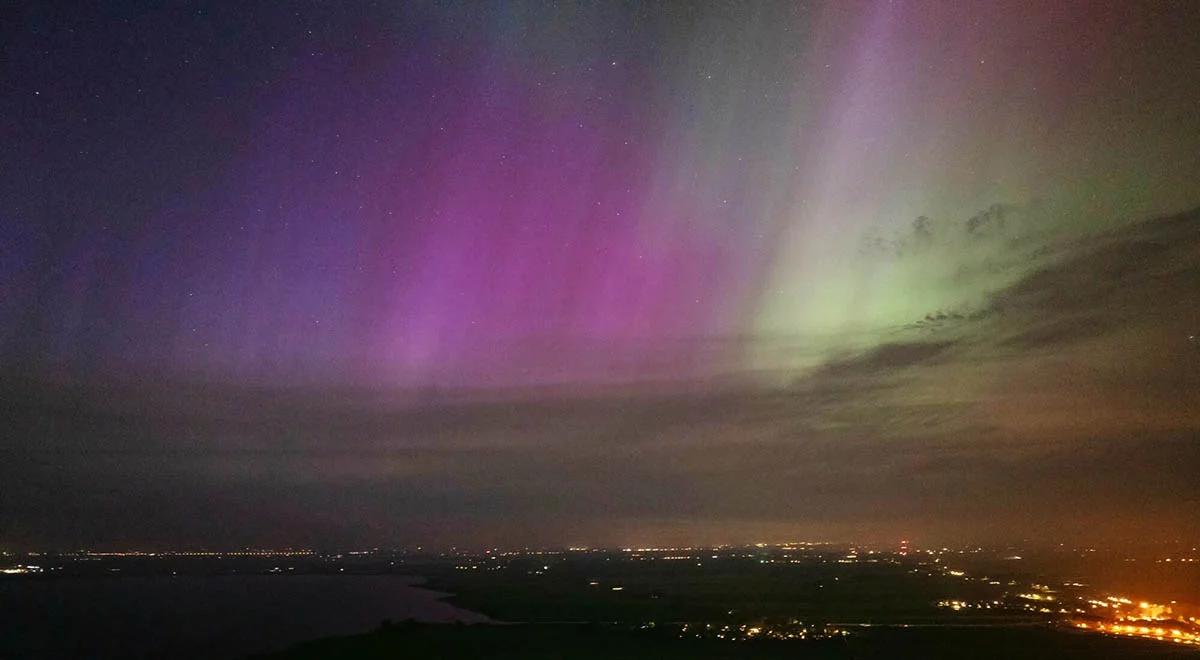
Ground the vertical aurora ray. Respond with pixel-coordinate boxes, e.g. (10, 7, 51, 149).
(4, 1, 1199, 389)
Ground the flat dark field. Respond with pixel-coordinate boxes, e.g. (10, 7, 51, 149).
(411, 555, 1030, 624)
(257, 622, 1198, 659)
(260, 552, 1200, 658)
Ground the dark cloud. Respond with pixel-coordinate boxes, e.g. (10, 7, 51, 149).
(997, 315, 1110, 350)
(991, 208, 1199, 313)
(816, 340, 957, 378)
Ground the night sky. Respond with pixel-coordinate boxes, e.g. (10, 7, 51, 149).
(3, 1, 1199, 550)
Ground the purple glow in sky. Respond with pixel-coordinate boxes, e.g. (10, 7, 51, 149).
(6, 1, 1199, 389)
(3, 1, 1200, 550)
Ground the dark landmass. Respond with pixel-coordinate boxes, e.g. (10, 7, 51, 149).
(414, 553, 1023, 623)
(253, 543, 1200, 658)
(255, 621, 1198, 659)
(5, 543, 1196, 658)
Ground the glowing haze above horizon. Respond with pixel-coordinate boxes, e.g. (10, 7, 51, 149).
(3, 1, 1199, 550)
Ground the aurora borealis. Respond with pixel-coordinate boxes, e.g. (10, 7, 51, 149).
(3, 1, 1200, 549)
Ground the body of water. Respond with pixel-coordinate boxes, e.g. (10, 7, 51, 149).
(0, 574, 489, 659)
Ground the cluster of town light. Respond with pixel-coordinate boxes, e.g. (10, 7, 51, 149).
(1076, 621, 1200, 646)
(675, 621, 850, 642)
